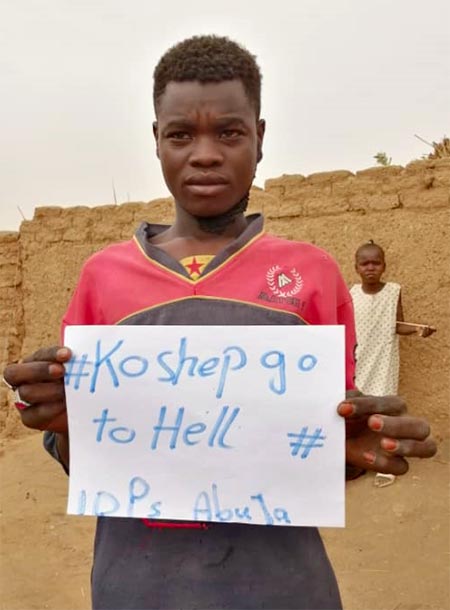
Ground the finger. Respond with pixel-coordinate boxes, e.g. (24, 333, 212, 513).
(363, 450, 409, 475)
(18, 402, 67, 433)
(345, 389, 363, 399)
(17, 381, 66, 405)
(4, 360, 66, 388)
(368, 414, 430, 440)
(3, 345, 71, 387)
(380, 436, 438, 459)
(22, 346, 72, 364)
(338, 395, 406, 418)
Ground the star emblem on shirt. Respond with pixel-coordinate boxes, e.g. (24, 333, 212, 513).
(186, 257, 203, 276)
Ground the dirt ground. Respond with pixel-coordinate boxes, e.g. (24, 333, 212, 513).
(1, 434, 449, 610)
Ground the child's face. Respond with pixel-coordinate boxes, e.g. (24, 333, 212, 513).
(153, 79, 265, 219)
(355, 246, 386, 284)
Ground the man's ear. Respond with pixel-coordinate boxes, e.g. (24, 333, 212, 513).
(152, 121, 160, 159)
(256, 119, 266, 163)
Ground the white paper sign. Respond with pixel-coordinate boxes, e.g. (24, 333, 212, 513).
(64, 325, 345, 527)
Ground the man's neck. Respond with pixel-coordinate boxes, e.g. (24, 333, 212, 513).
(149, 211, 251, 260)
(170, 211, 249, 241)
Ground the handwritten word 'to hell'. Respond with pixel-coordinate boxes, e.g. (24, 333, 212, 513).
(64, 337, 318, 397)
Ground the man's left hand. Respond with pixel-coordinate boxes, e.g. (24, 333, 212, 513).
(338, 393, 437, 475)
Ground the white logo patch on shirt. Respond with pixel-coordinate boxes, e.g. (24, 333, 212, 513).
(266, 266, 304, 297)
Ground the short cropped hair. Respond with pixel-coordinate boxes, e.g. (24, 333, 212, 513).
(355, 239, 385, 260)
(153, 35, 262, 117)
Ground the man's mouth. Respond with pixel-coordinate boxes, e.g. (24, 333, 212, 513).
(184, 174, 229, 197)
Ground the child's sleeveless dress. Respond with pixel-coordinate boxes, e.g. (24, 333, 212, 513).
(350, 282, 401, 395)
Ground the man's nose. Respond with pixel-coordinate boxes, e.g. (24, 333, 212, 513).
(190, 137, 223, 167)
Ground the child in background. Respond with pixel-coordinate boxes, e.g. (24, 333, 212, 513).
(351, 240, 436, 486)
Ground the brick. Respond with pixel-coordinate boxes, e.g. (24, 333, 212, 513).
(39, 229, 65, 244)
(0, 245, 21, 264)
(330, 177, 353, 197)
(399, 187, 450, 209)
(18, 221, 35, 238)
(361, 179, 385, 196)
(34, 206, 63, 219)
(81, 205, 114, 224)
(433, 166, 450, 189)
(0, 263, 21, 286)
(404, 159, 437, 173)
(356, 165, 403, 178)
(349, 194, 401, 212)
(141, 199, 174, 224)
(305, 170, 354, 185)
(283, 183, 322, 201)
(392, 172, 429, 191)
(263, 184, 285, 198)
(249, 189, 279, 211)
(0, 231, 19, 243)
(434, 157, 450, 170)
(62, 227, 88, 242)
(90, 221, 123, 241)
(312, 198, 350, 216)
(266, 197, 304, 219)
(265, 174, 306, 189)
(119, 202, 151, 215)
(39, 215, 72, 231)
(334, 177, 378, 197)
(70, 214, 93, 230)
(60, 206, 91, 218)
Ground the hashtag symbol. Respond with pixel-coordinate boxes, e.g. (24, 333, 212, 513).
(287, 427, 326, 458)
(64, 354, 91, 390)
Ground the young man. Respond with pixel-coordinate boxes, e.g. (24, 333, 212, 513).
(3, 36, 436, 610)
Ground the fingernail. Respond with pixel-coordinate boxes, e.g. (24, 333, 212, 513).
(363, 451, 376, 464)
(381, 438, 398, 452)
(49, 363, 64, 376)
(57, 348, 70, 359)
(338, 402, 354, 416)
(369, 415, 384, 431)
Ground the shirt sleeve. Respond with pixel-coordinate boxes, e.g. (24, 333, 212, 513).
(43, 431, 69, 475)
(61, 256, 104, 341)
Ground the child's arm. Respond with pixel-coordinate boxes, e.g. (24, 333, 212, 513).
(396, 321, 437, 337)
(396, 291, 436, 337)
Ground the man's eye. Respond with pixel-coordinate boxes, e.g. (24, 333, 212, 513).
(221, 129, 242, 139)
(168, 132, 191, 140)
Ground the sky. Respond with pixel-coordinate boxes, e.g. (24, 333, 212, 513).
(1, 0, 449, 231)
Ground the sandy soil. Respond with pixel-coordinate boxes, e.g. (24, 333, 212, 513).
(1, 434, 449, 610)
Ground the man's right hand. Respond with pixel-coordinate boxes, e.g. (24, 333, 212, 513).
(3, 346, 71, 434)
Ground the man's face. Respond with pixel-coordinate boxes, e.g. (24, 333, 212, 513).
(153, 80, 265, 218)
(355, 246, 386, 284)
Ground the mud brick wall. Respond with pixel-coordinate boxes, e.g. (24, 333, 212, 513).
(1, 158, 449, 438)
